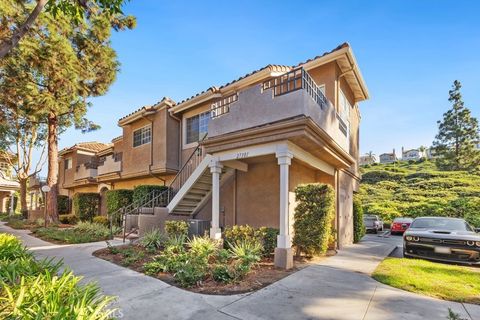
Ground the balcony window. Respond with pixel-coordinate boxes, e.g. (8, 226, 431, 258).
(186, 111, 210, 145)
(133, 126, 151, 147)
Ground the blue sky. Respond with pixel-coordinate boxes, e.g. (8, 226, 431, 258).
(56, 0, 480, 163)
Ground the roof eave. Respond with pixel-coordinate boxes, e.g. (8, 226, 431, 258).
(302, 46, 369, 101)
(170, 67, 287, 114)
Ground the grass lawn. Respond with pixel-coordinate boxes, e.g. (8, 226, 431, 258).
(373, 257, 480, 304)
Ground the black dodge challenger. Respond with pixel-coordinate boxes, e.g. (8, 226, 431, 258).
(403, 217, 480, 265)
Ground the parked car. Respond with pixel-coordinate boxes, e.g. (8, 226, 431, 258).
(391, 217, 413, 235)
(364, 215, 384, 233)
(403, 217, 480, 265)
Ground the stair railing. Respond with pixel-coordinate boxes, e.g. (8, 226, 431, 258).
(167, 135, 207, 203)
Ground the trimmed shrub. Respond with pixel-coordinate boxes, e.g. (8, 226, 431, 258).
(293, 183, 335, 256)
(133, 185, 168, 205)
(57, 195, 70, 214)
(106, 189, 133, 226)
(93, 215, 109, 226)
(165, 220, 189, 237)
(256, 227, 279, 257)
(353, 195, 365, 243)
(224, 225, 278, 257)
(59, 214, 78, 225)
(73, 193, 100, 222)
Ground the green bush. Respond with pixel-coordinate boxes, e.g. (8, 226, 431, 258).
(165, 220, 189, 237)
(256, 227, 279, 257)
(224, 225, 277, 257)
(72, 193, 100, 222)
(224, 225, 256, 247)
(34, 222, 113, 244)
(188, 236, 219, 259)
(133, 185, 168, 205)
(292, 183, 335, 256)
(140, 228, 166, 251)
(92, 215, 109, 226)
(57, 195, 70, 214)
(106, 189, 133, 226)
(59, 214, 78, 225)
(353, 195, 365, 243)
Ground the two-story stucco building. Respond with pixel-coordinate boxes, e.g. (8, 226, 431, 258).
(58, 43, 369, 268)
(0, 153, 19, 214)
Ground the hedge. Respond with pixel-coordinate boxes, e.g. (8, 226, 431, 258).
(73, 193, 100, 222)
(353, 195, 365, 243)
(293, 183, 335, 256)
(57, 195, 70, 214)
(106, 189, 133, 226)
(133, 185, 168, 206)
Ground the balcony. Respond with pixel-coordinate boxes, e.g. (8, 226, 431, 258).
(208, 68, 349, 152)
(75, 161, 98, 181)
(29, 175, 46, 188)
(97, 153, 122, 176)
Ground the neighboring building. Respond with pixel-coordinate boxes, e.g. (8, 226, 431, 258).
(57, 43, 369, 268)
(401, 147, 422, 161)
(359, 153, 377, 166)
(379, 149, 397, 164)
(0, 153, 19, 214)
(426, 147, 438, 159)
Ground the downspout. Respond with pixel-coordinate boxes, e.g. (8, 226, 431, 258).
(168, 110, 182, 171)
(141, 112, 166, 186)
(335, 169, 340, 250)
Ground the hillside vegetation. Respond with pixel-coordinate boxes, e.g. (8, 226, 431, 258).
(358, 160, 480, 227)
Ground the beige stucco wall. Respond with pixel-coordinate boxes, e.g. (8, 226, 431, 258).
(337, 170, 355, 248)
(195, 158, 335, 232)
(120, 107, 180, 179)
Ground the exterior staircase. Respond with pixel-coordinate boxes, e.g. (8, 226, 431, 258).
(167, 158, 232, 215)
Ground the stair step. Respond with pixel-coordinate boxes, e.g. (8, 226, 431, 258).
(187, 189, 209, 196)
(178, 200, 201, 206)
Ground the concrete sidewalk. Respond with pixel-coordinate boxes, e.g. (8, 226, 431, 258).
(1, 222, 479, 320)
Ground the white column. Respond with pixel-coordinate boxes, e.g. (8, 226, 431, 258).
(276, 150, 293, 248)
(209, 158, 223, 240)
(9, 191, 15, 215)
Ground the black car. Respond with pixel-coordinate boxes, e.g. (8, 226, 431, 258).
(403, 217, 480, 265)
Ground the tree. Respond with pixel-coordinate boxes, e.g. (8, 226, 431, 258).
(0, 2, 135, 223)
(433, 80, 480, 171)
(0, 0, 128, 59)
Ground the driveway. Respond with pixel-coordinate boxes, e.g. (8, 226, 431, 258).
(1, 223, 479, 320)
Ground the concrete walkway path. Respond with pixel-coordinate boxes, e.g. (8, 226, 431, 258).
(1, 222, 479, 320)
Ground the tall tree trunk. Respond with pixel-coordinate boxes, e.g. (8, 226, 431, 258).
(0, 0, 47, 59)
(46, 112, 59, 223)
(19, 177, 28, 219)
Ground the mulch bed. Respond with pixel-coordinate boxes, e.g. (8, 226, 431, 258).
(93, 244, 331, 295)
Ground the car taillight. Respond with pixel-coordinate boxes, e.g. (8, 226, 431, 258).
(467, 241, 474, 246)
(476, 241, 480, 247)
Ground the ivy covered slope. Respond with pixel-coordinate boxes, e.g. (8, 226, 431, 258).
(358, 160, 480, 227)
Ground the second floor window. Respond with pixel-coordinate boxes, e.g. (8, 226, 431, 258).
(133, 126, 151, 147)
(64, 158, 72, 170)
(186, 111, 209, 145)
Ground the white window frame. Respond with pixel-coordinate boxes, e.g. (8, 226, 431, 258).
(132, 125, 152, 148)
(183, 111, 210, 149)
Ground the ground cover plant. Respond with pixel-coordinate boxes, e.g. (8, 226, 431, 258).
(359, 160, 480, 225)
(94, 225, 303, 295)
(34, 221, 119, 244)
(0, 233, 116, 319)
(372, 257, 480, 304)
